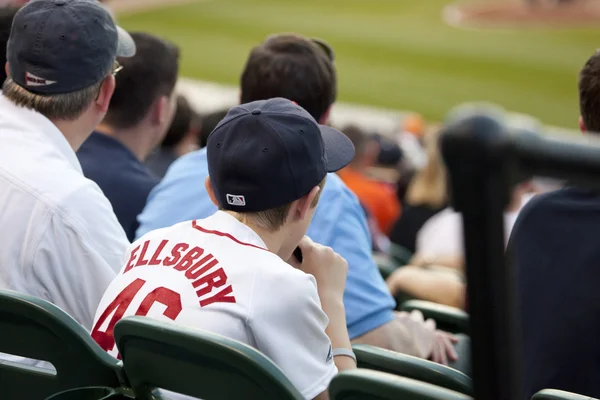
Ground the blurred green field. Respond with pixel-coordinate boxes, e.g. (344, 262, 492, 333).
(119, 0, 600, 129)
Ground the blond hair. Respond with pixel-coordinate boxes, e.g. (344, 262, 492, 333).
(228, 178, 326, 232)
(2, 77, 105, 121)
(405, 127, 448, 209)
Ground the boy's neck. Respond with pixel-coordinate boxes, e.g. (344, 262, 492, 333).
(224, 211, 286, 256)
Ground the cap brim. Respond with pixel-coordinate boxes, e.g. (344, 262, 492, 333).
(116, 26, 136, 58)
(319, 125, 355, 172)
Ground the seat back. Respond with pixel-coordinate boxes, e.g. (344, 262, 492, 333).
(353, 344, 472, 395)
(329, 369, 473, 400)
(114, 316, 304, 400)
(400, 300, 470, 334)
(532, 389, 598, 400)
(388, 243, 414, 266)
(447, 334, 471, 376)
(45, 387, 135, 400)
(0, 290, 124, 399)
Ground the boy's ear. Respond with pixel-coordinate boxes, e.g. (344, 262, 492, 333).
(205, 177, 219, 207)
(295, 185, 320, 220)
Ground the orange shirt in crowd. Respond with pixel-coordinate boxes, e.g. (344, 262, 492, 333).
(338, 168, 401, 235)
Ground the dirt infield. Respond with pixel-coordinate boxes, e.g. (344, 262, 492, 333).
(444, 0, 600, 28)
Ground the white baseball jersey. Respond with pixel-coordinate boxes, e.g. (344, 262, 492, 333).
(0, 94, 128, 370)
(93, 211, 337, 399)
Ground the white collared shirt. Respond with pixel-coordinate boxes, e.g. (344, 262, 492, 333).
(93, 211, 337, 399)
(0, 95, 129, 329)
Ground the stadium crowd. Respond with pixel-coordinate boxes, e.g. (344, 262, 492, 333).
(0, 0, 598, 399)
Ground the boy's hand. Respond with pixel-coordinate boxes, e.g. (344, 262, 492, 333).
(287, 236, 348, 299)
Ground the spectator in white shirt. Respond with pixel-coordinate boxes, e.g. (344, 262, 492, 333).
(0, 0, 135, 329)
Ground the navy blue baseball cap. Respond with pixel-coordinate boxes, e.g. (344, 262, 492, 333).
(207, 98, 355, 212)
(7, 0, 136, 94)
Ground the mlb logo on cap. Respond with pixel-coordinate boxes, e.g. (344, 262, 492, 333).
(207, 98, 355, 212)
(226, 194, 247, 207)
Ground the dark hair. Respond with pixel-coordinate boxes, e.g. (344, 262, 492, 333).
(240, 34, 336, 122)
(579, 51, 600, 133)
(0, 7, 18, 85)
(161, 95, 197, 148)
(104, 32, 180, 129)
(199, 109, 229, 148)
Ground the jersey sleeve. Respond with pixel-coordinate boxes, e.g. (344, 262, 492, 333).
(248, 270, 337, 400)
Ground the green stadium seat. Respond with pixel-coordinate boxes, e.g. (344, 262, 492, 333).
(352, 344, 472, 395)
(0, 290, 125, 400)
(114, 316, 304, 400)
(400, 300, 470, 334)
(388, 243, 414, 266)
(447, 334, 471, 377)
(329, 369, 474, 400)
(532, 389, 599, 400)
(45, 386, 134, 400)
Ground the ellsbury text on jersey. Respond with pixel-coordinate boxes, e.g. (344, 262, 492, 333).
(123, 238, 236, 308)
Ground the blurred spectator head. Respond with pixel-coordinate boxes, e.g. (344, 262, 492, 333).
(2, 0, 135, 130)
(160, 94, 201, 154)
(374, 134, 403, 168)
(579, 50, 600, 133)
(199, 108, 229, 148)
(102, 32, 180, 157)
(341, 125, 379, 169)
(0, 7, 18, 86)
(240, 33, 336, 123)
(405, 128, 448, 209)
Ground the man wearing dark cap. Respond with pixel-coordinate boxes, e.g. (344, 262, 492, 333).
(0, 0, 135, 331)
(93, 98, 357, 400)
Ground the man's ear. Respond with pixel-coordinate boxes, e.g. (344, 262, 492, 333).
(152, 95, 169, 125)
(580, 116, 587, 134)
(205, 176, 219, 207)
(295, 185, 321, 221)
(95, 75, 116, 113)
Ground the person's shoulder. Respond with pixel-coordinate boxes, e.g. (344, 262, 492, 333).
(147, 148, 208, 200)
(515, 189, 571, 225)
(419, 207, 459, 233)
(163, 148, 208, 179)
(320, 172, 362, 208)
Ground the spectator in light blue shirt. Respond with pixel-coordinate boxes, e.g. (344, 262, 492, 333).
(137, 33, 458, 363)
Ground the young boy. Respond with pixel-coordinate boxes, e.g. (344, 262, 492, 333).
(91, 98, 357, 399)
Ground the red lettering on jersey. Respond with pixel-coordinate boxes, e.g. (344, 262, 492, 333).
(193, 267, 228, 297)
(91, 278, 146, 353)
(185, 255, 218, 280)
(173, 246, 203, 272)
(200, 285, 236, 307)
(148, 240, 169, 266)
(123, 244, 141, 273)
(135, 241, 151, 267)
(163, 243, 189, 266)
(92, 279, 183, 359)
(135, 287, 182, 319)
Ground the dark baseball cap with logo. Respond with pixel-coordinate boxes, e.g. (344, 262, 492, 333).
(207, 98, 355, 212)
(7, 0, 136, 94)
